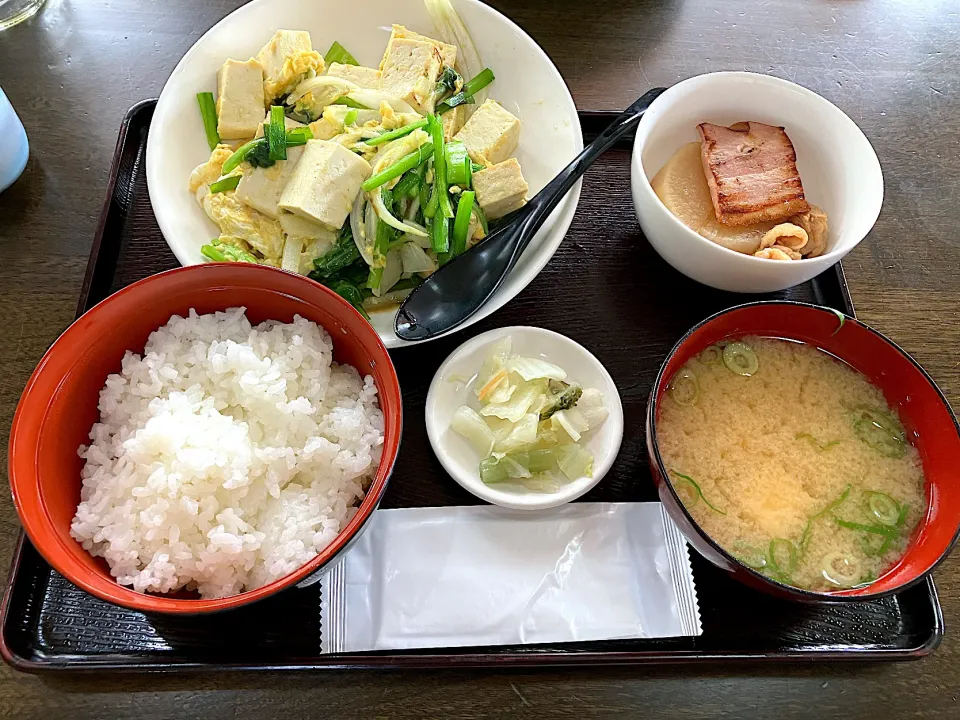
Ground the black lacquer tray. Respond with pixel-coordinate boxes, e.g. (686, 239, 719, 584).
(0, 102, 942, 672)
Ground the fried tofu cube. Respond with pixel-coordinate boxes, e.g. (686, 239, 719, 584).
(216, 59, 266, 140)
(234, 145, 305, 219)
(380, 24, 457, 70)
(454, 99, 521, 166)
(379, 38, 442, 114)
(326, 62, 381, 89)
(256, 30, 324, 101)
(279, 212, 338, 244)
(472, 158, 528, 220)
(441, 104, 466, 141)
(278, 139, 371, 230)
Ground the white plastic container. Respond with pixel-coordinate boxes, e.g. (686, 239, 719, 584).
(0, 87, 29, 193)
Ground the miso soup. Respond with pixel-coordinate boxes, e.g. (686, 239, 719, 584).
(658, 336, 925, 591)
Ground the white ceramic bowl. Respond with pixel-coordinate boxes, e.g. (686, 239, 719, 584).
(147, 0, 582, 349)
(631, 72, 883, 293)
(425, 326, 624, 510)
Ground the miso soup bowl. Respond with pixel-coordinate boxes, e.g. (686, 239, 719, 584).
(646, 301, 960, 602)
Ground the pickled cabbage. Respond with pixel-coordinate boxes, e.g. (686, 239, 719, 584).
(449, 335, 609, 493)
(480, 380, 545, 423)
(556, 444, 594, 480)
(495, 412, 539, 452)
(506, 356, 567, 382)
(552, 407, 589, 442)
(475, 336, 512, 394)
(451, 406, 495, 455)
(578, 387, 609, 429)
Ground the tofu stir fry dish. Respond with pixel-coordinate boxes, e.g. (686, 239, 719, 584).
(188, 2, 529, 318)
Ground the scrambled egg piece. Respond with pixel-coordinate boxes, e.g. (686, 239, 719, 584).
(267, 51, 324, 101)
(189, 146, 285, 262)
(188, 145, 234, 193)
(198, 187, 285, 262)
(378, 101, 422, 131)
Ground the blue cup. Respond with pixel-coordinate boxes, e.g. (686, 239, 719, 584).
(0, 87, 29, 193)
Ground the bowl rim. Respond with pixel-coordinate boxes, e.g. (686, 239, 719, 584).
(632, 71, 884, 269)
(8, 263, 403, 614)
(647, 299, 960, 602)
(424, 325, 625, 510)
(145, 0, 584, 349)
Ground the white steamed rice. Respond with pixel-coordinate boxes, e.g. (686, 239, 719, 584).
(70, 307, 385, 599)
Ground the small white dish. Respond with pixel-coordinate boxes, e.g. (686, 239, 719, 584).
(425, 326, 624, 510)
(631, 72, 883, 293)
(146, 0, 583, 349)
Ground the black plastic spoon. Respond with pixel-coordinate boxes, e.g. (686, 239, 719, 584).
(394, 87, 667, 342)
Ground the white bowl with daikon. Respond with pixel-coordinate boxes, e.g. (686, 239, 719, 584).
(425, 326, 624, 510)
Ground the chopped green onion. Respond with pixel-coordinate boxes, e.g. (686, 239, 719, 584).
(364, 118, 429, 147)
(896, 503, 910, 528)
(722, 341, 759, 376)
(393, 166, 424, 198)
(821, 551, 861, 586)
(865, 491, 900, 526)
(445, 140, 472, 187)
(200, 244, 226, 261)
(860, 533, 887, 557)
(343, 109, 358, 127)
(196, 92, 220, 150)
(768, 538, 798, 576)
(796, 433, 841, 451)
(854, 418, 906, 458)
(431, 211, 449, 254)
(732, 542, 768, 570)
(671, 471, 725, 514)
(202, 240, 257, 263)
(473, 203, 489, 234)
(449, 190, 475, 259)
(699, 345, 723, 365)
(830, 309, 846, 336)
(285, 127, 313, 145)
(799, 484, 851, 551)
(333, 96, 369, 109)
(673, 477, 700, 507)
(429, 116, 454, 218)
(851, 407, 906, 458)
(324, 41, 359, 66)
(222, 139, 261, 175)
(221, 129, 312, 176)
(209, 174, 241, 194)
(365, 265, 384, 291)
(668, 367, 699, 407)
(373, 191, 395, 257)
(267, 105, 287, 161)
(835, 518, 899, 537)
(361, 142, 434, 192)
(437, 68, 495, 114)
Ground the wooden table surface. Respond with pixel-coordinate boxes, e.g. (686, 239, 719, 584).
(0, 0, 958, 716)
